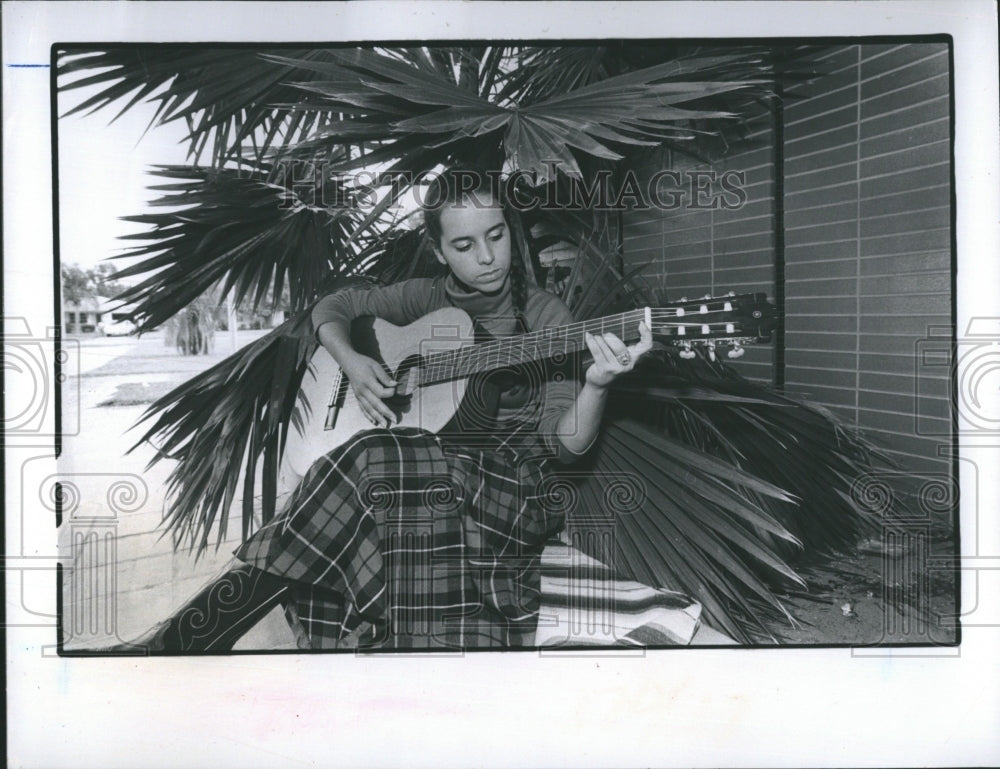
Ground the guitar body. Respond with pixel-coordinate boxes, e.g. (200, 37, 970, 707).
(281, 307, 475, 485)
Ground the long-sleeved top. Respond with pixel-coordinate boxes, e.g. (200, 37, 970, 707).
(311, 274, 587, 462)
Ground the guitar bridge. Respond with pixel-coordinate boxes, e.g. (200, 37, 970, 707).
(324, 370, 349, 431)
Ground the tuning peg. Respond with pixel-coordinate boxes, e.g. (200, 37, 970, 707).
(679, 296, 688, 302)
(699, 304, 708, 314)
(727, 291, 736, 297)
(727, 342, 745, 359)
(702, 293, 712, 300)
(675, 306, 685, 317)
(678, 341, 696, 360)
(706, 341, 717, 362)
(723, 301, 732, 312)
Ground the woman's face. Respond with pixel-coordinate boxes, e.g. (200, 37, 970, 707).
(433, 191, 511, 293)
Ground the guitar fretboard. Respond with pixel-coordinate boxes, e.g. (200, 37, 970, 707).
(411, 295, 772, 385)
(417, 309, 647, 385)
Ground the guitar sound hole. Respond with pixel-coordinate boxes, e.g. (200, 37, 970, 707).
(384, 392, 413, 418)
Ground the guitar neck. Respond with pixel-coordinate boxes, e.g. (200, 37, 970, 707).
(415, 293, 775, 385)
(419, 309, 648, 385)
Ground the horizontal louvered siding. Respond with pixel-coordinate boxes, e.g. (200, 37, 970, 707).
(622, 106, 777, 384)
(782, 43, 952, 476)
(622, 43, 953, 478)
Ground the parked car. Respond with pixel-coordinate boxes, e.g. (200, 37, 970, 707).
(100, 319, 136, 337)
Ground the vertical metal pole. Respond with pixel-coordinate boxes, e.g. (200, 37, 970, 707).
(227, 290, 238, 352)
(773, 81, 786, 391)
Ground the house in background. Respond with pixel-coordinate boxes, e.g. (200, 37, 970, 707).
(63, 296, 135, 334)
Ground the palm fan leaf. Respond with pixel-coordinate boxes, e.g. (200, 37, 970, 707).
(498, 46, 770, 105)
(549, 241, 896, 640)
(107, 163, 367, 330)
(613, 352, 888, 554)
(501, 43, 830, 164)
(270, 49, 766, 183)
(58, 47, 348, 167)
(494, 46, 616, 104)
(134, 306, 318, 552)
(564, 350, 895, 642)
(564, 417, 803, 642)
(130, 227, 438, 554)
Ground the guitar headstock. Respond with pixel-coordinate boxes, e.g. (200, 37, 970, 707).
(648, 292, 777, 360)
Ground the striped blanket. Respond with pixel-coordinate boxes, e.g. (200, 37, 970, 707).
(535, 535, 704, 647)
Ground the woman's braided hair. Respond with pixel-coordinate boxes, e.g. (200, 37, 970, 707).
(422, 168, 529, 319)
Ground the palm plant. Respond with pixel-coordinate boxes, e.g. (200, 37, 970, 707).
(164, 291, 221, 355)
(526, 232, 894, 643)
(58, 43, 865, 640)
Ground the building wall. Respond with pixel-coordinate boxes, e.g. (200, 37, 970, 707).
(782, 42, 951, 477)
(621, 42, 953, 478)
(621, 108, 778, 384)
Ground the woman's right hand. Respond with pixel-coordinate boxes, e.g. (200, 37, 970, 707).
(341, 353, 398, 427)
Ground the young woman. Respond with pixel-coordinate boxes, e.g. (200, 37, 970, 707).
(118, 169, 651, 652)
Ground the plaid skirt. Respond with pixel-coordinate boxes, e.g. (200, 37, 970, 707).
(235, 427, 563, 650)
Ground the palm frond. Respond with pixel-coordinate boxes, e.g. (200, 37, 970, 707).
(563, 345, 894, 641)
(546, 249, 897, 640)
(134, 306, 318, 552)
(132, 230, 438, 554)
(270, 49, 768, 183)
(566, 418, 803, 643)
(501, 44, 831, 164)
(57, 48, 347, 167)
(108, 163, 369, 329)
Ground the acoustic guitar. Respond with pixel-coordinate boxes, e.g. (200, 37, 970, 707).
(281, 293, 776, 482)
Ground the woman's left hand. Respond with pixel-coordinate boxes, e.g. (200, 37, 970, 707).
(583, 320, 653, 389)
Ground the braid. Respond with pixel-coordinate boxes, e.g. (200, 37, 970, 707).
(503, 201, 533, 324)
(509, 248, 528, 322)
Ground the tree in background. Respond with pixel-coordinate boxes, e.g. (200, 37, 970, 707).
(164, 291, 222, 355)
(61, 262, 127, 304)
(61, 264, 95, 304)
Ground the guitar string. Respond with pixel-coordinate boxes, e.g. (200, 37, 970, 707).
(418, 311, 767, 380)
(420, 307, 753, 365)
(414, 303, 770, 384)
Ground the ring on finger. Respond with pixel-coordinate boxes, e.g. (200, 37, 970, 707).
(617, 352, 631, 365)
